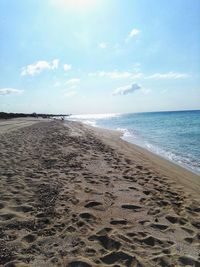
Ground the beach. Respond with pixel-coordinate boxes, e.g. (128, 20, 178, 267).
(0, 119, 200, 267)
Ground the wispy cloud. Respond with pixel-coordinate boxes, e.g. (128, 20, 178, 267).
(66, 78, 80, 86)
(112, 83, 141, 96)
(89, 69, 190, 81)
(146, 72, 190, 80)
(21, 59, 59, 76)
(126, 28, 140, 42)
(64, 78, 80, 97)
(89, 71, 142, 79)
(89, 71, 132, 79)
(98, 42, 107, 49)
(63, 64, 72, 72)
(0, 88, 23, 95)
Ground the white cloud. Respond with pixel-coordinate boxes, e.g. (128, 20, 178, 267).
(99, 42, 107, 49)
(146, 72, 190, 80)
(63, 64, 72, 72)
(21, 59, 59, 76)
(52, 59, 59, 69)
(129, 28, 140, 37)
(112, 83, 141, 96)
(0, 88, 23, 95)
(126, 28, 140, 42)
(89, 71, 142, 79)
(88, 69, 189, 81)
(66, 78, 80, 85)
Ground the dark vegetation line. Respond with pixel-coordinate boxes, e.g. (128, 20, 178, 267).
(0, 112, 70, 120)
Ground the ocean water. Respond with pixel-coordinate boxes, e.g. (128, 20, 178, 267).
(68, 110, 200, 175)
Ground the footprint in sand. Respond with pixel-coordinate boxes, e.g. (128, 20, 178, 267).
(12, 204, 34, 213)
(22, 233, 37, 243)
(178, 256, 200, 266)
(84, 201, 102, 208)
(110, 219, 128, 225)
(100, 251, 135, 267)
(89, 234, 121, 251)
(166, 215, 188, 225)
(79, 212, 96, 223)
(134, 235, 174, 248)
(121, 204, 142, 212)
(150, 223, 169, 231)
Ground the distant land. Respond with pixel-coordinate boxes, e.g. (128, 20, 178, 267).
(0, 112, 70, 120)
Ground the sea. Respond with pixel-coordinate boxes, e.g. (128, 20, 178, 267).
(67, 110, 200, 175)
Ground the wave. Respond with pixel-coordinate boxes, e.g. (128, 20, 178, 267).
(69, 113, 120, 120)
(119, 128, 200, 174)
(67, 113, 121, 129)
(116, 128, 133, 138)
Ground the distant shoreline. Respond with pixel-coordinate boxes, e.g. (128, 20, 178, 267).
(0, 112, 70, 120)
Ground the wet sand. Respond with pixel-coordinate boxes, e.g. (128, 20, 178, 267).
(0, 120, 200, 267)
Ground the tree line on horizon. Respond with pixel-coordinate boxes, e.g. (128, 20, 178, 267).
(0, 112, 70, 120)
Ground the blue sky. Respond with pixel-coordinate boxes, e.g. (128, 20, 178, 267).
(0, 0, 199, 114)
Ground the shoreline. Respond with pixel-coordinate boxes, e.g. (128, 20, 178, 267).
(121, 135, 200, 177)
(68, 119, 200, 177)
(82, 122, 200, 198)
(0, 119, 200, 266)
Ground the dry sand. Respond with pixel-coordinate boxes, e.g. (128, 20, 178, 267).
(0, 120, 199, 267)
(0, 118, 46, 135)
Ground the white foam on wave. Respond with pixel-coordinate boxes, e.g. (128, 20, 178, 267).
(69, 113, 120, 120)
(116, 128, 132, 138)
(144, 142, 200, 173)
(67, 113, 120, 129)
(122, 133, 200, 174)
(82, 120, 97, 127)
(66, 117, 97, 127)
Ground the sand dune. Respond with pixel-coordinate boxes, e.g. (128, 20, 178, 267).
(0, 120, 200, 266)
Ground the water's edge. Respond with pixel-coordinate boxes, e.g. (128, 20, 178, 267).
(65, 119, 199, 176)
(66, 111, 200, 176)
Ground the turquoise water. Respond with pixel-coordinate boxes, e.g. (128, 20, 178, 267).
(68, 110, 200, 175)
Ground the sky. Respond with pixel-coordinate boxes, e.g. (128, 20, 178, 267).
(0, 0, 200, 114)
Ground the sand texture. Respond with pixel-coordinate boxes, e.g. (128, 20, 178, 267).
(0, 118, 46, 135)
(0, 120, 200, 267)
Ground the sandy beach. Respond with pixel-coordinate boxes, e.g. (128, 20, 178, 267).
(0, 119, 200, 267)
